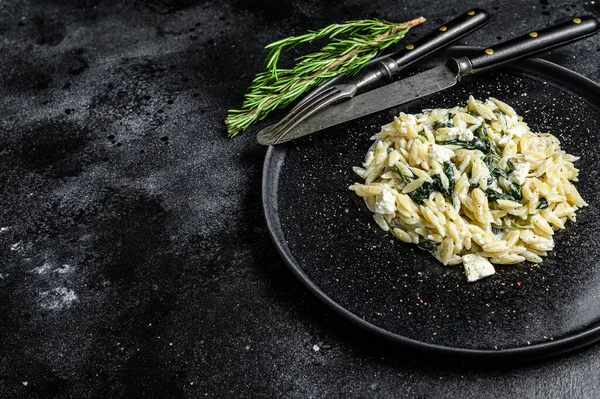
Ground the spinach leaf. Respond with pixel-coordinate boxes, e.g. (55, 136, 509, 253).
(491, 167, 507, 179)
(432, 113, 455, 129)
(506, 182, 523, 201)
(433, 120, 453, 129)
(392, 165, 442, 204)
(538, 197, 549, 209)
(443, 161, 455, 198)
(483, 156, 493, 168)
(506, 160, 515, 175)
(391, 165, 412, 185)
(484, 188, 520, 202)
(475, 123, 487, 138)
(473, 137, 494, 154)
(393, 164, 455, 205)
(408, 178, 442, 204)
(438, 137, 494, 154)
(485, 182, 522, 202)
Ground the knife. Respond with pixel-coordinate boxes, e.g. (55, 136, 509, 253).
(257, 15, 600, 146)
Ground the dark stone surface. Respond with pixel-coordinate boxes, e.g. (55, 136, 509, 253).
(0, 0, 598, 397)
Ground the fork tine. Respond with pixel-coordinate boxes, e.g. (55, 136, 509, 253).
(271, 89, 346, 144)
(288, 86, 339, 115)
(262, 87, 340, 138)
(268, 89, 342, 141)
(291, 85, 336, 112)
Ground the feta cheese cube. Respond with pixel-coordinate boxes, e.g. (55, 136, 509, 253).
(510, 162, 530, 185)
(374, 188, 396, 214)
(509, 125, 527, 138)
(462, 254, 496, 282)
(429, 144, 454, 163)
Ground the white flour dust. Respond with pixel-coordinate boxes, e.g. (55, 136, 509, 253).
(31, 262, 73, 275)
(30, 260, 77, 311)
(32, 262, 52, 275)
(39, 287, 78, 310)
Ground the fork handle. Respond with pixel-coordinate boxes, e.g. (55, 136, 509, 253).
(377, 8, 490, 79)
(451, 15, 600, 75)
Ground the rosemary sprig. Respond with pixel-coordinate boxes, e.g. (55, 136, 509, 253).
(225, 16, 425, 136)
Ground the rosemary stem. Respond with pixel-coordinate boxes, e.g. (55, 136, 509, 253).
(225, 16, 426, 136)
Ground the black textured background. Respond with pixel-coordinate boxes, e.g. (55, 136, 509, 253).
(0, 0, 599, 397)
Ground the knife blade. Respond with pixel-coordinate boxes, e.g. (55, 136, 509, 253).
(257, 15, 599, 146)
(257, 64, 458, 145)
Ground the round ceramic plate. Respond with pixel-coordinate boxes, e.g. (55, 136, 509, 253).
(262, 47, 600, 361)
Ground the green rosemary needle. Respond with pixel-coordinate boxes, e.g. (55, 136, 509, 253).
(225, 16, 426, 137)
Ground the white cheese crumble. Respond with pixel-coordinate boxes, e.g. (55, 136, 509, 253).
(462, 254, 496, 282)
(374, 188, 396, 214)
(429, 144, 454, 163)
(510, 162, 530, 185)
(458, 129, 474, 141)
(442, 127, 461, 139)
(509, 125, 527, 138)
(498, 126, 526, 148)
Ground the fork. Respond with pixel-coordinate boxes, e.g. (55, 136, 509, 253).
(257, 8, 490, 145)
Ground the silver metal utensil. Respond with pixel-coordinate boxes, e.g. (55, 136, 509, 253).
(257, 15, 600, 146)
(257, 8, 490, 145)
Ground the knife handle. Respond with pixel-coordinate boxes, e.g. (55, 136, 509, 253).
(452, 15, 600, 76)
(377, 8, 490, 79)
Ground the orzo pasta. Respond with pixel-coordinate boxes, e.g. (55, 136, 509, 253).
(350, 96, 587, 282)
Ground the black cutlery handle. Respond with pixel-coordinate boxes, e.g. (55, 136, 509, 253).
(453, 15, 600, 76)
(378, 8, 490, 77)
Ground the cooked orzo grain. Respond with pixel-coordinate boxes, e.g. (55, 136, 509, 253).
(349, 96, 587, 282)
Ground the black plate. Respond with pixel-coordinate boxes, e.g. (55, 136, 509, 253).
(262, 47, 600, 361)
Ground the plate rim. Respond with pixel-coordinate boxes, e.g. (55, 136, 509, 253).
(261, 52, 600, 362)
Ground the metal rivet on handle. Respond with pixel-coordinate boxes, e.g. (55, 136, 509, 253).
(485, 48, 494, 55)
(573, 18, 582, 24)
(406, 44, 415, 50)
(467, 10, 475, 15)
(439, 26, 447, 32)
(529, 32, 538, 37)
